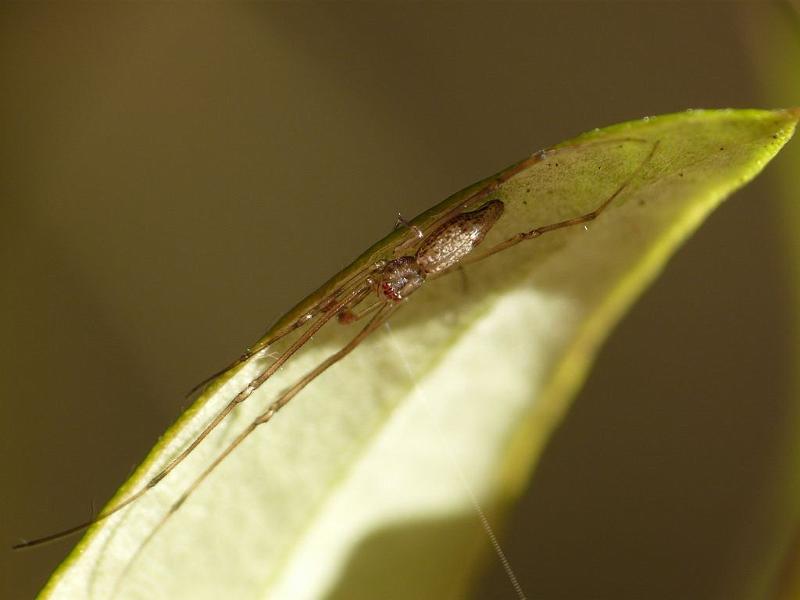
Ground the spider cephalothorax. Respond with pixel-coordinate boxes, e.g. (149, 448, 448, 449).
(375, 256, 426, 302)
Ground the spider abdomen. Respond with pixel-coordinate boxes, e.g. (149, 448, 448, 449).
(416, 199, 504, 275)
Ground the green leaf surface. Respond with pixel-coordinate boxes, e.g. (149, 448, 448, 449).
(39, 109, 798, 600)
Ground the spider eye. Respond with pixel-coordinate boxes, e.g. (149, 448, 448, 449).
(379, 257, 426, 302)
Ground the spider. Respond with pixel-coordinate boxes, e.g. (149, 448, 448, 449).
(14, 136, 658, 556)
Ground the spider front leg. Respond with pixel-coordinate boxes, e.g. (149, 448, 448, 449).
(186, 262, 387, 397)
(11, 267, 383, 550)
(185, 314, 314, 397)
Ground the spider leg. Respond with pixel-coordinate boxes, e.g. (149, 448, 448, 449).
(11, 272, 380, 550)
(185, 261, 385, 398)
(113, 302, 397, 592)
(334, 273, 389, 325)
(184, 317, 310, 398)
(394, 137, 651, 258)
(456, 140, 660, 267)
(338, 297, 385, 324)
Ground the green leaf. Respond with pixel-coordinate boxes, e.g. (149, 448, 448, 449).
(39, 109, 798, 600)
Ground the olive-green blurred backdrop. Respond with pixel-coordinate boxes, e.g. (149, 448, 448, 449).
(2, 3, 798, 600)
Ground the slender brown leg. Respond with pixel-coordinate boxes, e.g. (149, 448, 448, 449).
(185, 319, 309, 398)
(337, 285, 386, 324)
(185, 263, 384, 397)
(394, 136, 649, 257)
(112, 303, 397, 591)
(338, 299, 385, 324)
(11, 278, 377, 550)
(458, 140, 660, 266)
(392, 156, 546, 257)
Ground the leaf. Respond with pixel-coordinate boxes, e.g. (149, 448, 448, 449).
(38, 109, 798, 600)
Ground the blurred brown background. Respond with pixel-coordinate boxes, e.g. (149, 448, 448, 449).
(2, 3, 798, 600)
